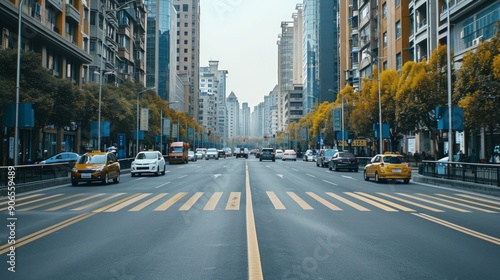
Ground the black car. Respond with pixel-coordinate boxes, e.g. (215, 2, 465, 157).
(259, 148, 275, 162)
(217, 150, 226, 159)
(328, 151, 359, 172)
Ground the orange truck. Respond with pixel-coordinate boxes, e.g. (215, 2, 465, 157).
(168, 142, 189, 164)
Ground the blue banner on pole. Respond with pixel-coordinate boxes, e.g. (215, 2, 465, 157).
(90, 122, 110, 137)
(133, 130, 144, 140)
(373, 123, 390, 138)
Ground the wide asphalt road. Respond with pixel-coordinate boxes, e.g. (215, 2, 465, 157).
(1, 156, 499, 279)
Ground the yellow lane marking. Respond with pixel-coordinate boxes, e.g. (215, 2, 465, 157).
(397, 193, 470, 212)
(129, 193, 168, 211)
(93, 194, 143, 213)
(203, 192, 223, 211)
(71, 193, 125, 211)
(345, 192, 398, 212)
(179, 192, 204, 211)
(413, 213, 500, 245)
(0, 194, 44, 205)
(417, 193, 496, 213)
(307, 192, 342, 211)
(456, 194, 500, 205)
(266, 191, 286, 210)
(287, 192, 314, 210)
(226, 192, 241, 210)
(0, 194, 63, 211)
(19, 194, 84, 211)
(105, 193, 152, 212)
(355, 192, 415, 212)
(246, 162, 264, 280)
(436, 194, 500, 211)
(0, 213, 96, 254)
(46, 194, 105, 211)
(154, 192, 187, 211)
(378, 193, 444, 212)
(326, 192, 370, 211)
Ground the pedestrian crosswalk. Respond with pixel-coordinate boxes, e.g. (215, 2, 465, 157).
(1, 191, 499, 214)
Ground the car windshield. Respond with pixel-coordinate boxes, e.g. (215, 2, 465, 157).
(207, 148, 217, 152)
(325, 150, 335, 156)
(78, 154, 106, 164)
(171, 147, 184, 153)
(384, 156, 406, 164)
(339, 152, 355, 158)
(136, 152, 157, 160)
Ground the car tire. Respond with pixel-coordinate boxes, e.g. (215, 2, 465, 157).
(272, 159, 275, 162)
(71, 180, 78, 186)
(113, 172, 120, 184)
(329, 164, 332, 171)
(102, 173, 109, 184)
(404, 179, 410, 184)
(363, 171, 369, 181)
(156, 166, 161, 176)
(131, 173, 135, 177)
(375, 172, 381, 183)
(162, 165, 166, 175)
(334, 164, 338, 172)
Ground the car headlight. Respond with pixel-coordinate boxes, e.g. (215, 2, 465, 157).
(95, 166, 105, 172)
(71, 168, 77, 172)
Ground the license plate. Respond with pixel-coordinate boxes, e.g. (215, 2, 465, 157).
(81, 173, 92, 178)
(392, 169, 402, 173)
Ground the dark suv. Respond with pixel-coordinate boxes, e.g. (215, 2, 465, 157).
(260, 148, 275, 162)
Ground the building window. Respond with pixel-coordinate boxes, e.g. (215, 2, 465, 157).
(396, 0, 400, 7)
(184, 31, 188, 36)
(396, 21, 401, 39)
(184, 22, 188, 27)
(383, 32, 387, 47)
(183, 4, 188, 12)
(396, 53, 402, 71)
(383, 2, 387, 19)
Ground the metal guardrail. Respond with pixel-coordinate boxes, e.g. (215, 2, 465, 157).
(418, 160, 500, 187)
(0, 157, 135, 189)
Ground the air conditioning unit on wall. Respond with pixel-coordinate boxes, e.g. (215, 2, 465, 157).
(472, 36, 483, 46)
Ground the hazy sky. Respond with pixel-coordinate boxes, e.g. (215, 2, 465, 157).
(200, 0, 299, 110)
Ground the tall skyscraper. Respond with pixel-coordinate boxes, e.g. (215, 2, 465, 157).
(173, 0, 200, 119)
(226, 92, 240, 138)
(277, 21, 295, 131)
(146, 0, 177, 102)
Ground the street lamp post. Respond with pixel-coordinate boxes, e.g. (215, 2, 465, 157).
(364, 50, 386, 154)
(97, 0, 134, 151)
(135, 87, 155, 155)
(377, 63, 383, 154)
(14, 0, 25, 165)
(446, 1, 453, 162)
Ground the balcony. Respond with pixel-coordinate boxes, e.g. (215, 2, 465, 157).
(47, 0, 63, 13)
(65, 4, 80, 23)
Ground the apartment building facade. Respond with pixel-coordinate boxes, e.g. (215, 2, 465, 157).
(0, 0, 93, 160)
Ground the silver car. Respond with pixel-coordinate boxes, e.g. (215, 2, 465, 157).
(205, 148, 219, 160)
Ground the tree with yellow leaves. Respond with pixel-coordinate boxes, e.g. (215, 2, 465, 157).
(456, 26, 500, 158)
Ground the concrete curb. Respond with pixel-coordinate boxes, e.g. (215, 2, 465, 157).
(412, 175, 500, 197)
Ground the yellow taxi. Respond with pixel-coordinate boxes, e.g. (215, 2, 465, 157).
(363, 152, 411, 184)
(71, 150, 120, 186)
